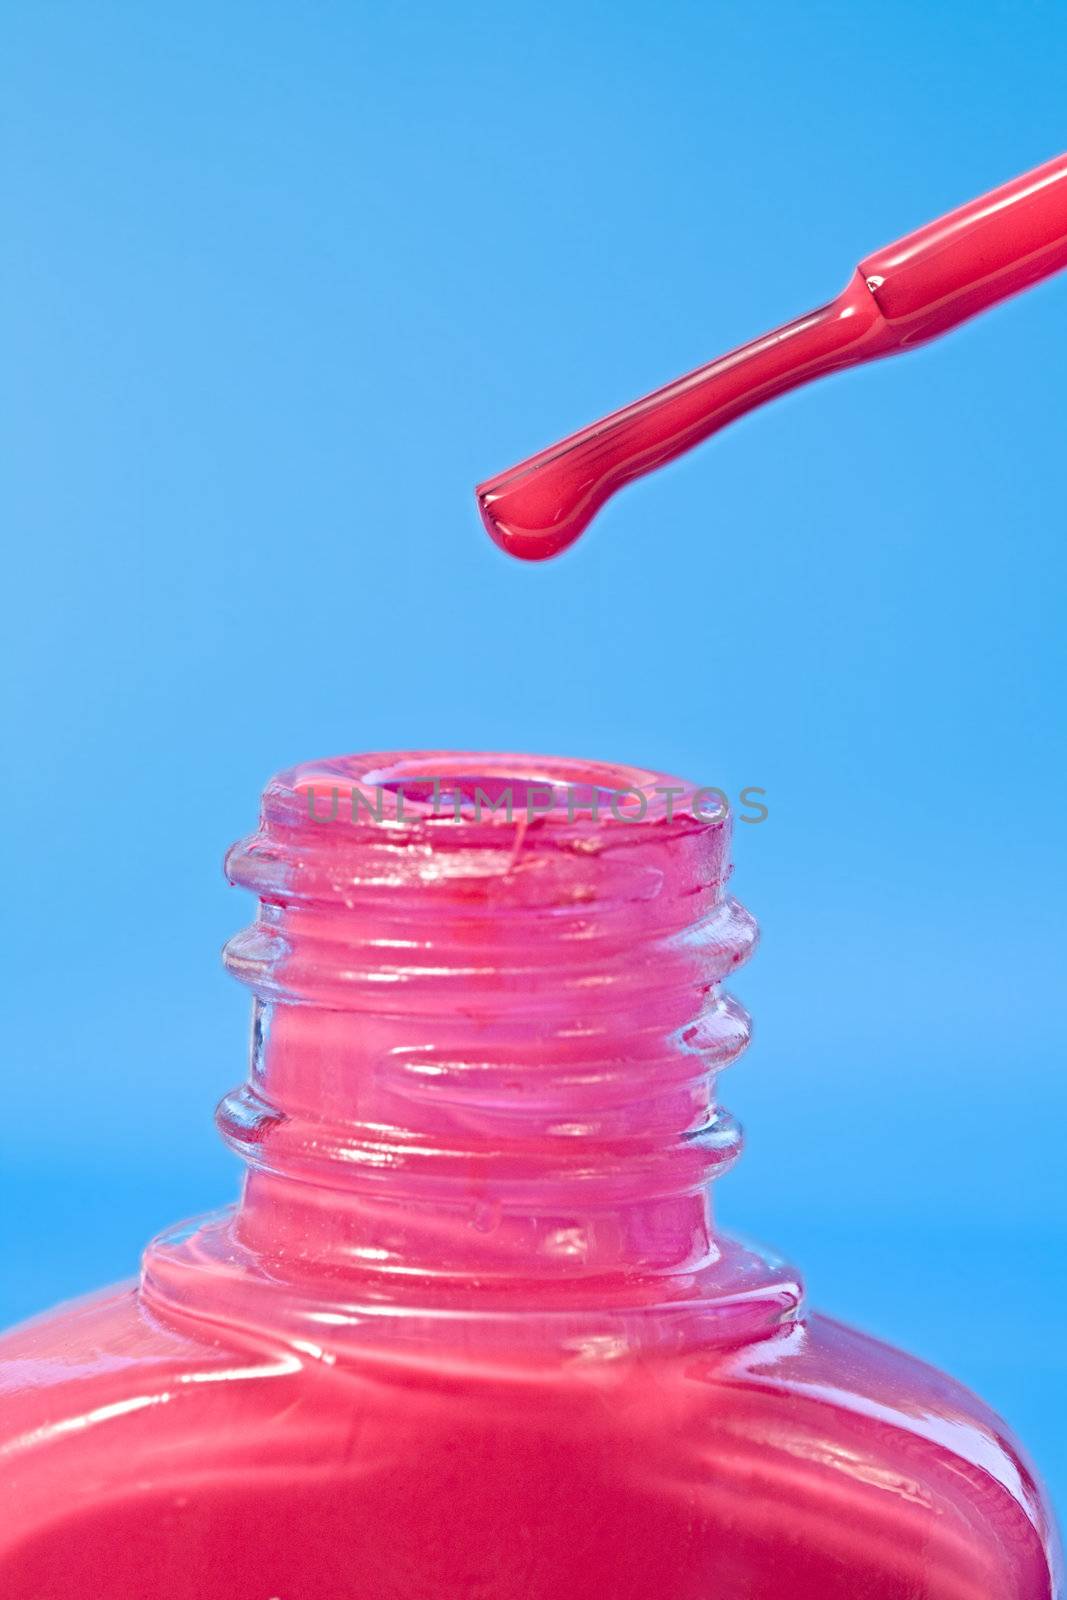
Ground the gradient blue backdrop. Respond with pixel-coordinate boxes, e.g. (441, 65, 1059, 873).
(3, 0, 1065, 1515)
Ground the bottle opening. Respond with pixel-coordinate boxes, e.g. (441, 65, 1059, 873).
(374, 772, 622, 818)
(270, 751, 726, 835)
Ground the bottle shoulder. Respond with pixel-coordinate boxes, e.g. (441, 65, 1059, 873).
(0, 1293, 1059, 1598)
(0, 1287, 1050, 1500)
(0, 1281, 310, 1469)
(680, 1312, 1060, 1594)
(0, 1281, 246, 1389)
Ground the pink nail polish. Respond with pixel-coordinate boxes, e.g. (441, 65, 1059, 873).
(1, 753, 1059, 1598)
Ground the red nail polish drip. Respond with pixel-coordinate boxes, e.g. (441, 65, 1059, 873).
(477, 153, 1067, 559)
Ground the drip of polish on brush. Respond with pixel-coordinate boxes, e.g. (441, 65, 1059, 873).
(477, 152, 1067, 560)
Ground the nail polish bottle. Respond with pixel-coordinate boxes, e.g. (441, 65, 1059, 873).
(0, 753, 1059, 1598)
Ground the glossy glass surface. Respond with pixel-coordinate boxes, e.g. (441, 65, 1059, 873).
(0, 752, 1060, 1597)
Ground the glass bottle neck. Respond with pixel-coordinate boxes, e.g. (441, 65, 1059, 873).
(215, 752, 756, 1295)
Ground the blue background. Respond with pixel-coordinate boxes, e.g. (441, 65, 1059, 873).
(3, 0, 1065, 1517)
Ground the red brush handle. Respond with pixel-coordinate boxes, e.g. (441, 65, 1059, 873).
(478, 153, 1067, 560)
(861, 151, 1067, 343)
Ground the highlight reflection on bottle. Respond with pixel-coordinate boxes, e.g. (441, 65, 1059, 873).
(0, 751, 1059, 1598)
